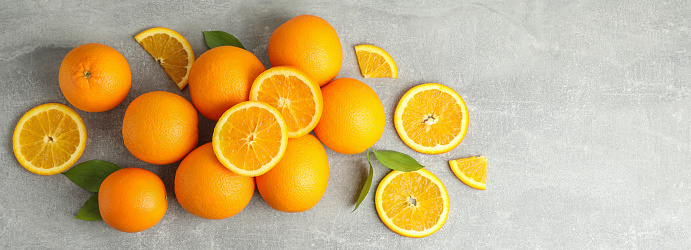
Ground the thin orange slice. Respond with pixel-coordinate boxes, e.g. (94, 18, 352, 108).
(375, 168, 449, 238)
(394, 83, 468, 154)
(12, 103, 87, 175)
(249, 66, 323, 138)
(135, 27, 195, 90)
(449, 156, 487, 190)
(212, 101, 288, 177)
(354, 44, 398, 78)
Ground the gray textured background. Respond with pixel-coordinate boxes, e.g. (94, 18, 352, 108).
(1, 0, 690, 249)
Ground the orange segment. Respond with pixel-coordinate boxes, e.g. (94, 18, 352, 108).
(212, 101, 288, 177)
(135, 27, 195, 90)
(249, 66, 323, 138)
(354, 44, 398, 78)
(12, 103, 87, 175)
(394, 83, 469, 154)
(449, 155, 487, 190)
(375, 169, 449, 238)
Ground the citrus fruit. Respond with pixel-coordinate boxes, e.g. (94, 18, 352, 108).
(122, 91, 198, 165)
(99, 168, 167, 233)
(269, 15, 342, 87)
(354, 44, 398, 78)
(314, 78, 385, 154)
(394, 83, 469, 154)
(256, 134, 329, 213)
(134, 27, 195, 90)
(59, 43, 131, 112)
(175, 143, 255, 220)
(249, 66, 323, 138)
(212, 101, 288, 177)
(449, 155, 487, 190)
(375, 168, 449, 238)
(188, 46, 265, 121)
(12, 103, 86, 175)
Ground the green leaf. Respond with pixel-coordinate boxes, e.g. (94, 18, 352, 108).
(76, 193, 102, 221)
(62, 160, 121, 192)
(371, 149, 425, 172)
(352, 149, 374, 212)
(203, 31, 245, 49)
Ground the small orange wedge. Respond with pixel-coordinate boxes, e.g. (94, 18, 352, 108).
(375, 168, 449, 238)
(12, 103, 87, 175)
(250, 66, 323, 138)
(354, 44, 398, 78)
(449, 156, 487, 190)
(135, 27, 195, 90)
(212, 101, 288, 177)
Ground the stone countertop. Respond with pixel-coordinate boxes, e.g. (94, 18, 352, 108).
(1, 1, 689, 248)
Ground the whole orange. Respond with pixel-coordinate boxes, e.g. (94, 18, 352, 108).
(188, 46, 265, 121)
(99, 168, 167, 233)
(59, 43, 131, 112)
(175, 143, 255, 220)
(314, 78, 385, 154)
(268, 15, 342, 87)
(122, 91, 198, 165)
(256, 134, 329, 213)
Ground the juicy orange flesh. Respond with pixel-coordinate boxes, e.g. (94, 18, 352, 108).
(453, 157, 487, 184)
(356, 50, 392, 77)
(381, 172, 444, 232)
(18, 109, 80, 169)
(254, 74, 316, 134)
(402, 89, 463, 147)
(217, 106, 283, 171)
(137, 33, 189, 83)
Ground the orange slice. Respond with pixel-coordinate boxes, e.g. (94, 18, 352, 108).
(135, 27, 195, 90)
(249, 66, 323, 138)
(449, 156, 487, 190)
(12, 103, 87, 175)
(212, 101, 288, 177)
(394, 83, 469, 154)
(354, 44, 398, 78)
(375, 168, 449, 238)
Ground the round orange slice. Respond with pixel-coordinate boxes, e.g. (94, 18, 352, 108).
(12, 103, 87, 175)
(249, 66, 323, 138)
(394, 83, 469, 154)
(135, 27, 195, 90)
(212, 101, 288, 177)
(375, 168, 449, 238)
(354, 44, 398, 78)
(449, 155, 487, 190)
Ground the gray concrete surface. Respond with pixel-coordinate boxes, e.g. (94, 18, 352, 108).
(1, 0, 690, 249)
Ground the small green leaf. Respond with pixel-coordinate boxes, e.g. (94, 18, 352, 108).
(63, 160, 121, 192)
(371, 149, 425, 172)
(353, 149, 374, 212)
(203, 31, 245, 49)
(76, 193, 102, 221)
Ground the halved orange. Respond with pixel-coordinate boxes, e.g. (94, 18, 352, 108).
(394, 83, 468, 154)
(135, 27, 195, 90)
(249, 66, 323, 138)
(354, 44, 398, 78)
(449, 155, 487, 190)
(212, 101, 288, 177)
(375, 168, 449, 238)
(12, 103, 87, 175)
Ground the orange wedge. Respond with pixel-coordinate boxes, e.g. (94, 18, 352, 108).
(375, 168, 449, 238)
(449, 155, 487, 190)
(12, 103, 87, 175)
(250, 66, 323, 138)
(394, 83, 469, 154)
(354, 44, 398, 78)
(212, 101, 288, 177)
(135, 27, 195, 90)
